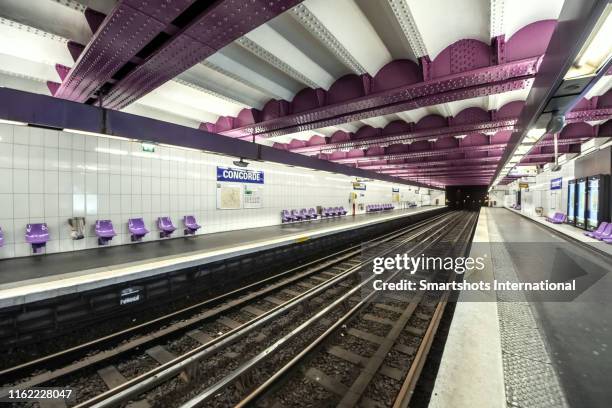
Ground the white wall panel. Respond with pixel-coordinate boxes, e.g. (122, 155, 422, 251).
(0, 123, 443, 259)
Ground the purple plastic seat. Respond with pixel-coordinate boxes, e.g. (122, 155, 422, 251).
(585, 222, 608, 238)
(183, 215, 201, 235)
(596, 223, 612, 241)
(322, 207, 332, 218)
(281, 209, 293, 223)
(552, 213, 566, 224)
(339, 206, 347, 215)
(291, 209, 304, 221)
(25, 223, 49, 253)
(299, 208, 311, 220)
(308, 208, 318, 219)
(95, 220, 116, 245)
(0, 227, 4, 247)
(128, 218, 149, 242)
(330, 207, 339, 216)
(157, 217, 176, 238)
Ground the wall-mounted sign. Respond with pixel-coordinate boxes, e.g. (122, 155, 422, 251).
(141, 142, 156, 153)
(353, 182, 367, 190)
(519, 182, 529, 189)
(550, 177, 562, 190)
(217, 166, 264, 184)
(119, 287, 142, 305)
(392, 187, 400, 192)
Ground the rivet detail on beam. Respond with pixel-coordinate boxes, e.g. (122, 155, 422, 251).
(289, 4, 367, 75)
(172, 78, 248, 108)
(236, 37, 320, 89)
(387, 0, 428, 58)
(0, 17, 68, 43)
(199, 60, 284, 100)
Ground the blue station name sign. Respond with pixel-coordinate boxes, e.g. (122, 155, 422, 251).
(550, 177, 562, 190)
(217, 166, 264, 184)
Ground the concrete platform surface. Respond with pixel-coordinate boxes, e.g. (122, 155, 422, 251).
(431, 208, 612, 408)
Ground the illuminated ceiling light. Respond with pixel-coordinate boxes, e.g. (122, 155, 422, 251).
(565, 5, 612, 79)
(0, 118, 27, 126)
(65, 128, 132, 141)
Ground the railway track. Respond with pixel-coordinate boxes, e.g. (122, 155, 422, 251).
(180, 211, 477, 408)
(1, 212, 459, 407)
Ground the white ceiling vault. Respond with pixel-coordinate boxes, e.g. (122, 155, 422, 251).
(3, 0, 601, 187)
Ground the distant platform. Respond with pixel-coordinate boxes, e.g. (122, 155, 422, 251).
(430, 207, 612, 408)
(0, 207, 443, 308)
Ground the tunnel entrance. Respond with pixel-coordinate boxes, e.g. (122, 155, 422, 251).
(445, 186, 488, 210)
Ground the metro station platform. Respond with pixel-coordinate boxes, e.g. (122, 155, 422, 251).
(506, 207, 612, 257)
(0, 207, 443, 309)
(430, 207, 612, 408)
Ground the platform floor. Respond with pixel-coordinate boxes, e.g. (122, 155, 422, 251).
(506, 206, 612, 256)
(430, 207, 612, 408)
(0, 207, 442, 308)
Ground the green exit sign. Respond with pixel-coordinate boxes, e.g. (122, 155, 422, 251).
(141, 143, 155, 153)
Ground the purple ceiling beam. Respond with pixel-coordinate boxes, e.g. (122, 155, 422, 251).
(55, 0, 197, 102)
(220, 58, 539, 139)
(55, 0, 303, 108)
(306, 119, 514, 154)
(102, 0, 303, 110)
(358, 155, 504, 171)
(383, 165, 499, 175)
(283, 105, 610, 155)
(331, 142, 508, 164)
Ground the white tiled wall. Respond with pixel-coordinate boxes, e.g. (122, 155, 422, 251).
(0, 123, 443, 259)
(504, 161, 575, 217)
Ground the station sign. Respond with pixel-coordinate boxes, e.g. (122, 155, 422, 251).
(519, 182, 529, 189)
(353, 182, 367, 190)
(217, 166, 264, 184)
(550, 177, 563, 190)
(392, 187, 400, 192)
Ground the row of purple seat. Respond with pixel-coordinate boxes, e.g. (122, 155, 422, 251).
(546, 212, 567, 224)
(281, 208, 318, 222)
(15, 216, 202, 253)
(281, 207, 347, 223)
(584, 222, 612, 243)
(366, 204, 394, 212)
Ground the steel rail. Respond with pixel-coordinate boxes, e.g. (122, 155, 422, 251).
(80, 213, 457, 408)
(184, 213, 465, 407)
(392, 212, 478, 407)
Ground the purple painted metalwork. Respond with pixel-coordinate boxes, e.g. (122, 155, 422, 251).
(84, 7, 106, 34)
(103, 0, 304, 109)
(219, 58, 539, 139)
(95, 219, 116, 245)
(25, 223, 50, 253)
(55, 0, 190, 102)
